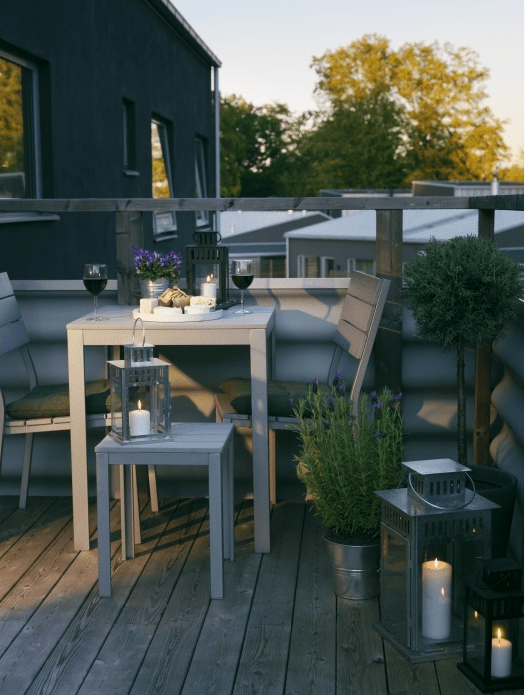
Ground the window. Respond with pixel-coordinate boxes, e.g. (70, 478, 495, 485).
(0, 49, 41, 199)
(298, 255, 320, 277)
(260, 256, 286, 278)
(151, 117, 176, 240)
(195, 136, 210, 228)
(123, 98, 136, 173)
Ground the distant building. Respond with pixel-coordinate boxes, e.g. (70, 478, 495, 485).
(285, 209, 524, 278)
(0, 0, 220, 280)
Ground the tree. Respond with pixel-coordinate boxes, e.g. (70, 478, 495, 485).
(220, 95, 300, 197)
(312, 35, 508, 183)
(403, 236, 522, 464)
(0, 57, 24, 175)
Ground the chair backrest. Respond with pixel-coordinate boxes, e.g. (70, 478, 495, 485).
(0, 273, 37, 391)
(328, 270, 390, 414)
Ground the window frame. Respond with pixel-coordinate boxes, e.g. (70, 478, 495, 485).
(195, 135, 211, 229)
(151, 116, 177, 241)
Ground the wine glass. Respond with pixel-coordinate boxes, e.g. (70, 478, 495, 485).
(83, 264, 108, 321)
(231, 260, 254, 314)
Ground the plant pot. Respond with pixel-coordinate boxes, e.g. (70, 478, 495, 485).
(468, 465, 518, 558)
(324, 535, 380, 600)
(140, 278, 171, 298)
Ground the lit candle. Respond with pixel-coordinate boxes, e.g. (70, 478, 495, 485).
(129, 400, 150, 437)
(491, 628, 512, 678)
(422, 558, 452, 639)
(200, 275, 217, 298)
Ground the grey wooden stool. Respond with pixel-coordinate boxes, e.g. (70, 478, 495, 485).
(95, 422, 235, 599)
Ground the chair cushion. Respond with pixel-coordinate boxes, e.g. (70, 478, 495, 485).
(6, 379, 112, 419)
(219, 377, 332, 418)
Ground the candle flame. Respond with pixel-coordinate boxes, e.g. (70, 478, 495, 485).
(434, 558, 439, 569)
(138, 400, 142, 411)
(497, 628, 502, 643)
(441, 587, 445, 597)
(207, 275, 211, 282)
(474, 611, 478, 619)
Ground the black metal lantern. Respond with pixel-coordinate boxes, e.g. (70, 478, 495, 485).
(374, 458, 499, 663)
(108, 319, 171, 444)
(458, 559, 523, 692)
(185, 231, 229, 304)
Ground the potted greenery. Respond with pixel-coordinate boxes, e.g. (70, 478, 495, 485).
(403, 235, 522, 556)
(132, 245, 183, 298)
(293, 380, 404, 599)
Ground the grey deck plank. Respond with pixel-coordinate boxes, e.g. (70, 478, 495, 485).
(285, 508, 336, 695)
(337, 597, 388, 695)
(382, 641, 440, 695)
(78, 498, 208, 695)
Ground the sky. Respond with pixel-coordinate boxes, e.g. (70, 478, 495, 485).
(173, 0, 524, 166)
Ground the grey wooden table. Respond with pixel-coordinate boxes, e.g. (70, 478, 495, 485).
(66, 305, 276, 553)
(95, 422, 235, 599)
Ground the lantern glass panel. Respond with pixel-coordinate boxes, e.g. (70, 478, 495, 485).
(381, 526, 410, 647)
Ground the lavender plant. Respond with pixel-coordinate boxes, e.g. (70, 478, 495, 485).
(293, 382, 404, 541)
(132, 245, 183, 282)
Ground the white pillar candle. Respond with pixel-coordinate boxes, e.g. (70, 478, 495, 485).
(129, 401, 150, 437)
(422, 558, 452, 640)
(491, 628, 512, 678)
(200, 275, 217, 298)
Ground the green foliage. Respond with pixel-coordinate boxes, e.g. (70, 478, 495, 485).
(293, 385, 404, 538)
(403, 236, 522, 349)
(0, 57, 24, 175)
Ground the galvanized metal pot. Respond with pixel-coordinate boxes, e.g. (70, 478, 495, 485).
(324, 535, 380, 600)
(140, 278, 170, 298)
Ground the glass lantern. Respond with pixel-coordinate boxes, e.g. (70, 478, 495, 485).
(458, 559, 523, 692)
(374, 458, 499, 663)
(185, 230, 229, 304)
(108, 319, 171, 444)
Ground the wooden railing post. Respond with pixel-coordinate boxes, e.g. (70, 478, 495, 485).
(474, 208, 495, 466)
(115, 211, 143, 305)
(375, 209, 403, 392)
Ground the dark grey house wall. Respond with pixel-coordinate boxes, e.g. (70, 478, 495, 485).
(1, 0, 218, 280)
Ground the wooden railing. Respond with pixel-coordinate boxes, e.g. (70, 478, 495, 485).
(0, 193, 523, 467)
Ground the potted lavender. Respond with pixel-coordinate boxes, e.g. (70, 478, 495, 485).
(133, 245, 183, 298)
(293, 382, 404, 599)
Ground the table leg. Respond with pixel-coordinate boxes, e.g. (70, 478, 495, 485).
(250, 328, 271, 553)
(222, 433, 235, 561)
(120, 465, 135, 560)
(67, 329, 91, 551)
(208, 452, 224, 599)
(96, 452, 111, 597)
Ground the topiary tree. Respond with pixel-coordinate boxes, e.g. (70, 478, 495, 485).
(403, 235, 522, 464)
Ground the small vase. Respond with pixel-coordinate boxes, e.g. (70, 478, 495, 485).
(140, 278, 170, 298)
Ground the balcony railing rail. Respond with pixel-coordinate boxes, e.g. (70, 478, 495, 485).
(1, 193, 523, 467)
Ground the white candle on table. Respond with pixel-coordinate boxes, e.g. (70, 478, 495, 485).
(129, 400, 150, 437)
(491, 628, 512, 678)
(422, 558, 452, 639)
(200, 275, 217, 298)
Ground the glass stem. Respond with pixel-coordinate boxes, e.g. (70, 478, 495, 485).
(241, 289, 244, 312)
(94, 295, 98, 320)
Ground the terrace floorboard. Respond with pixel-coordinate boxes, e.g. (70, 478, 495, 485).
(0, 495, 520, 695)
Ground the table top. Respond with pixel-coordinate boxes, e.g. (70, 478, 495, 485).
(95, 422, 234, 454)
(67, 305, 275, 332)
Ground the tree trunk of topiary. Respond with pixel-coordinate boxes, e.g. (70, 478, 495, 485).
(456, 336, 467, 465)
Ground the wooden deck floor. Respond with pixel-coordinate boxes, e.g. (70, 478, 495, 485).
(0, 495, 521, 695)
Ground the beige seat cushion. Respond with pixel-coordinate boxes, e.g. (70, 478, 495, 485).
(6, 379, 112, 419)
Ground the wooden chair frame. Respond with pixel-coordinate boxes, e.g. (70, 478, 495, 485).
(215, 270, 391, 504)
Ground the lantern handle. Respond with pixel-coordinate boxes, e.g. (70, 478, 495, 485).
(132, 317, 146, 347)
(192, 230, 222, 244)
(407, 472, 476, 510)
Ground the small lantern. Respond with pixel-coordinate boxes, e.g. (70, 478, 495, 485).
(458, 559, 523, 692)
(374, 458, 499, 663)
(108, 319, 171, 443)
(185, 231, 229, 304)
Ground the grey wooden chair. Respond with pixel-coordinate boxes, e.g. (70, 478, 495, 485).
(215, 270, 391, 504)
(0, 272, 158, 514)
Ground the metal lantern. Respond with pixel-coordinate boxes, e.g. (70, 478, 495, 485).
(374, 458, 499, 663)
(458, 559, 523, 692)
(108, 319, 171, 443)
(185, 231, 229, 304)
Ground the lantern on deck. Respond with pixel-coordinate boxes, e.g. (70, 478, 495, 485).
(458, 559, 523, 692)
(185, 231, 229, 304)
(374, 459, 499, 663)
(108, 319, 171, 444)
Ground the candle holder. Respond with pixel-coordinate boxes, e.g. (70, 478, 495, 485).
(458, 559, 523, 692)
(185, 231, 229, 304)
(108, 319, 171, 444)
(374, 458, 499, 663)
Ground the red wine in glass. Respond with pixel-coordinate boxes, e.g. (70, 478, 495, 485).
(83, 264, 108, 321)
(231, 260, 254, 314)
